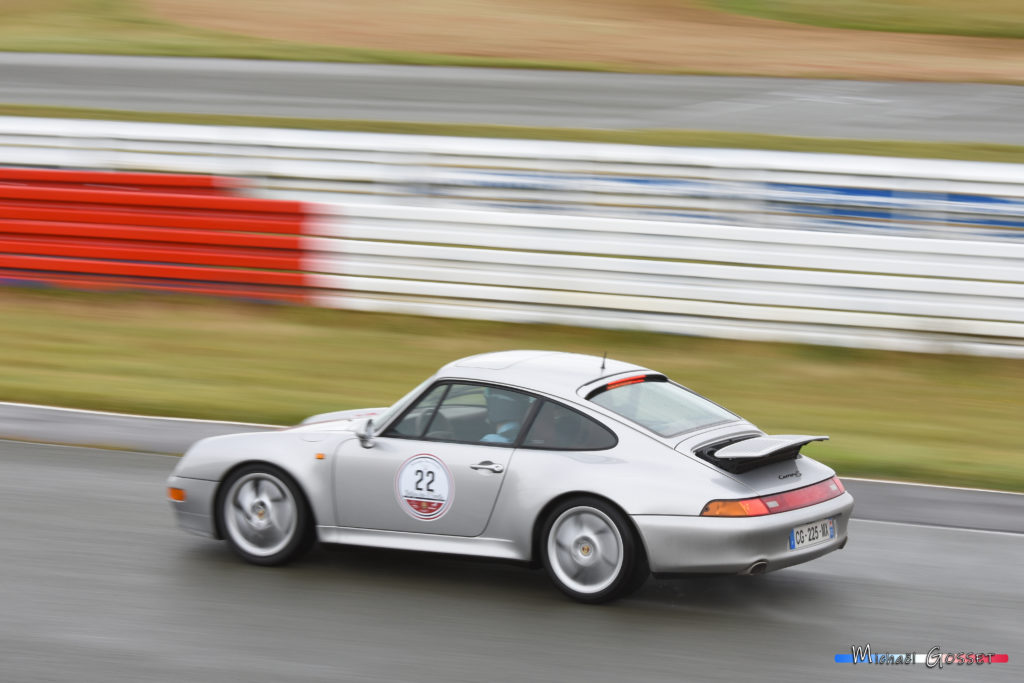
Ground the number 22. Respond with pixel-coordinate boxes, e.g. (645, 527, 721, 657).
(414, 469, 435, 492)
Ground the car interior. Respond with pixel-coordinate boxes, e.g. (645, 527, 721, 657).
(385, 382, 615, 450)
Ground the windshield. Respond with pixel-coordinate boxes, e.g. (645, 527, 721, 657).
(372, 376, 435, 433)
(589, 380, 737, 437)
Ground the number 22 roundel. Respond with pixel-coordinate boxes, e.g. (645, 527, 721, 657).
(395, 454, 453, 521)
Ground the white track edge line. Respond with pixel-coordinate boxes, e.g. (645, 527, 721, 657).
(2, 402, 1022, 498)
(0, 437, 181, 458)
(852, 518, 1024, 538)
(0, 401, 285, 429)
(842, 476, 1024, 497)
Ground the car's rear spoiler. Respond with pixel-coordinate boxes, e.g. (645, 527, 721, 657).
(695, 435, 828, 474)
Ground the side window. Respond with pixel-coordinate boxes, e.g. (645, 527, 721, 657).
(428, 384, 535, 445)
(383, 382, 537, 446)
(522, 401, 617, 451)
(384, 384, 449, 438)
(473, 386, 536, 445)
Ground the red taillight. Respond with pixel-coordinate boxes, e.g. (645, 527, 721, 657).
(585, 373, 667, 400)
(606, 375, 648, 390)
(761, 476, 845, 513)
(702, 476, 845, 517)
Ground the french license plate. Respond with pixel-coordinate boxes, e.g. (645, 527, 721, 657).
(789, 517, 835, 550)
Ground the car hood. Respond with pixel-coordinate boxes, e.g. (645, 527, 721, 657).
(295, 407, 386, 430)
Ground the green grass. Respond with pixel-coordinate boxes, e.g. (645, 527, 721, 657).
(1, 289, 1022, 491)
(711, 0, 1024, 39)
(5, 104, 1024, 164)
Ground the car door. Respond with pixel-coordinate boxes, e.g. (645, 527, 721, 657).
(333, 382, 538, 537)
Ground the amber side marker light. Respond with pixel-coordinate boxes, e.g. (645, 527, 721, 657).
(167, 487, 187, 502)
(701, 498, 770, 517)
(701, 477, 845, 517)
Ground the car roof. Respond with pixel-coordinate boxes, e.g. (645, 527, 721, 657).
(436, 350, 653, 401)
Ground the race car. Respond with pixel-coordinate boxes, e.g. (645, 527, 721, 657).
(167, 350, 853, 603)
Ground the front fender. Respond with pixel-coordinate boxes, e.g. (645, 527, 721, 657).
(171, 430, 351, 527)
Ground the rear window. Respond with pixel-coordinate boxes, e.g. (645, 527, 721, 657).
(588, 376, 736, 437)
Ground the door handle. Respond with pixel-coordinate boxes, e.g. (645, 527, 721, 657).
(470, 461, 504, 473)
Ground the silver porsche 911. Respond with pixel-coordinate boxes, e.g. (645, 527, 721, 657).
(167, 350, 853, 602)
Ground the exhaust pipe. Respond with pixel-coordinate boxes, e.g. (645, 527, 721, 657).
(744, 560, 769, 575)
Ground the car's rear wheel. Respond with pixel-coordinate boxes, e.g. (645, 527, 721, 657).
(541, 497, 649, 603)
(218, 464, 314, 566)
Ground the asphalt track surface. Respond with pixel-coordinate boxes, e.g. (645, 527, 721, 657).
(2, 53, 1024, 144)
(2, 438, 1022, 682)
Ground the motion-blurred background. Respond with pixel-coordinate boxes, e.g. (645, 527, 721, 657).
(0, 5, 1022, 680)
(2, 0, 1022, 490)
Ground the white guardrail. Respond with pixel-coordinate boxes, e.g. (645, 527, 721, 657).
(2, 117, 1024, 241)
(306, 204, 1024, 358)
(1, 117, 1023, 357)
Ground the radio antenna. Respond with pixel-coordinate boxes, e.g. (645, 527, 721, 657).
(600, 351, 607, 370)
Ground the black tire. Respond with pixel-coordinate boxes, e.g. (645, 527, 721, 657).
(540, 496, 649, 603)
(216, 463, 315, 566)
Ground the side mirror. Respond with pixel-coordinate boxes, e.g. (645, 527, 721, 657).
(358, 418, 375, 449)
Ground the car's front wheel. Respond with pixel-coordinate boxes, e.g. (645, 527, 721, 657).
(217, 464, 314, 566)
(541, 497, 649, 603)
